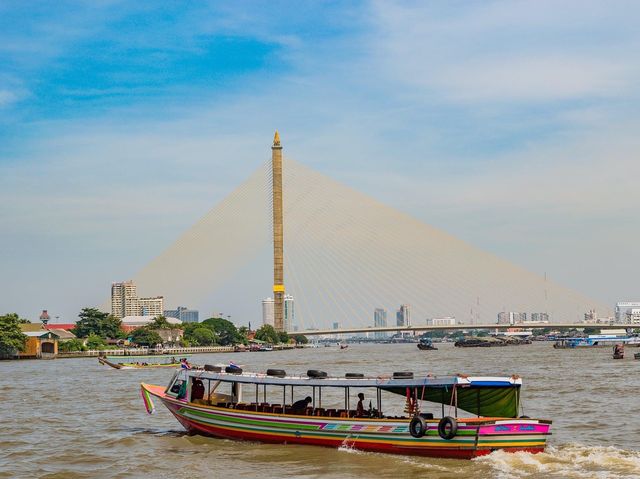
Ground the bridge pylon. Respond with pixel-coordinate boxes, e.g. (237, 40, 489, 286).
(272, 131, 285, 331)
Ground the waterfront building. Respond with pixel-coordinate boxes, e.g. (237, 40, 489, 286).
(374, 308, 387, 339)
(121, 315, 181, 332)
(17, 323, 59, 359)
(111, 280, 164, 319)
(284, 294, 295, 332)
(429, 317, 456, 326)
(615, 302, 640, 322)
(164, 306, 199, 323)
(262, 297, 275, 326)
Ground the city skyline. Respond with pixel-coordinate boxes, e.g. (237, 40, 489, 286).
(1, 2, 639, 322)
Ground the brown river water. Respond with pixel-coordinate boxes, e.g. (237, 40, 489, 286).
(2, 342, 640, 478)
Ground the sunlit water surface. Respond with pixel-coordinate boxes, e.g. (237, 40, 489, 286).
(2, 343, 640, 478)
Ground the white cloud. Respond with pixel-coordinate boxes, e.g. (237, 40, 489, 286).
(370, 0, 640, 103)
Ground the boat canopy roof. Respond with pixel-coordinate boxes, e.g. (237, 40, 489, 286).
(186, 370, 520, 388)
(182, 370, 522, 417)
(107, 354, 189, 362)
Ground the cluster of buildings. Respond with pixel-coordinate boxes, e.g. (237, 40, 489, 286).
(371, 304, 412, 338)
(111, 280, 199, 329)
(614, 302, 640, 324)
(262, 295, 294, 331)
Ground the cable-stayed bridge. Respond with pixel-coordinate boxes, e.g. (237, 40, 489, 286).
(129, 138, 608, 333)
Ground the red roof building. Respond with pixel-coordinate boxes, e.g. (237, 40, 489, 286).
(44, 323, 77, 331)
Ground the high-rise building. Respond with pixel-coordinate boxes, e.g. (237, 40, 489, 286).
(374, 308, 387, 339)
(111, 280, 163, 319)
(164, 306, 199, 323)
(262, 297, 275, 327)
(396, 304, 411, 327)
(284, 294, 294, 332)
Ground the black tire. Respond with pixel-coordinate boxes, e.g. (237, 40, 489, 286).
(307, 369, 327, 378)
(437, 416, 458, 440)
(519, 415, 530, 419)
(266, 368, 286, 377)
(204, 364, 221, 372)
(225, 366, 242, 374)
(393, 371, 414, 379)
(345, 373, 365, 378)
(409, 416, 427, 438)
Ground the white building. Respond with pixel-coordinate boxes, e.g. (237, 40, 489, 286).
(429, 317, 456, 326)
(111, 280, 164, 319)
(121, 315, 181, 329)
(616, 302, 640, 322)
(262, 297, 275, 327)
(626, 308, 640, 324)
(284, 294, 295, 332)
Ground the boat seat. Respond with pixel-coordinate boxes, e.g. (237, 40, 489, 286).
(314, 408, 325, 416)
(325, 409, 338, 417)
(304, 407, 314, 416)
(338, 409, 349, 418)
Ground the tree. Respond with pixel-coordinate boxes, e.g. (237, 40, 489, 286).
(201, 317, 242, 345)
(130, 327, 163, 347)
(72, 308, 122, 339)
(151, 316, 177, 330)
(0, 313, 27, 358)
(58, 338, 86, 352)
(255, 324, 280, 344)
(292, 334, 308, 344)
(237, 326, 250, 345)
(189, 327, 217, 346)
(85, 333, 108, 350)
(278, 331, 290, 344)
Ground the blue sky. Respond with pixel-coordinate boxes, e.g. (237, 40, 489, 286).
(1, 1, 639, 322)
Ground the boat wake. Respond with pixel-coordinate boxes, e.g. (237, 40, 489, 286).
(474, 444, 640, 478)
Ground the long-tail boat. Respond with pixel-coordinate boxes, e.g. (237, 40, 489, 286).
(99, 354, 191, 369)
(140, 367, 551, 459)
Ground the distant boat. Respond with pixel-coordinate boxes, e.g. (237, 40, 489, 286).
(613, 344, 624, 359)
(417, 339, 438, 350)
(554, 335, 640, 349)
(340, 343, 348, 349)
(98, 355, 191, 370)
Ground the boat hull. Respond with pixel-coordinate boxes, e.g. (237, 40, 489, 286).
(142, 384, 550, 459)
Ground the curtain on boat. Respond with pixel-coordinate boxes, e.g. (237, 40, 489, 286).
(380, 385, 519, 418)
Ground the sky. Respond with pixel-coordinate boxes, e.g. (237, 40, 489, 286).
(1, 1, 639, 323)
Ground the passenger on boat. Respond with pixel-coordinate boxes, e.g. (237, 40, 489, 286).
(181, 358, 192, 369)
(356, 393, 366, 417)
(191, 378, 205, 401)
(291, 396, 312, 413)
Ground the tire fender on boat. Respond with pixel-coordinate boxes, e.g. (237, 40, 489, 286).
(409, 415, 428, 438)
(437, 416, 458, 440)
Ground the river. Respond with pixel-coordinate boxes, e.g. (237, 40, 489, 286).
(2, 342, 639, 478)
